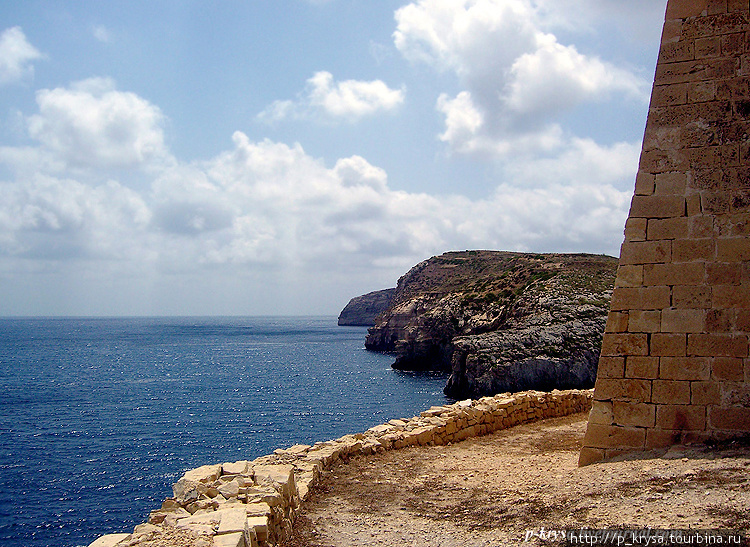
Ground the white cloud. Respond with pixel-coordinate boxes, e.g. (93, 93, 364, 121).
(0, 27, 43, 86)
(27, 77, 171, 171)
(258, 71, 405, 123)
(92, 25, 112, 43)
(394, 0, 650, 158)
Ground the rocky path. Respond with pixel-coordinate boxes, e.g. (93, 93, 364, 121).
(282, 414, 750, 547)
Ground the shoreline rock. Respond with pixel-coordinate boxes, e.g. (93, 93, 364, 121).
(358, 251, 617, 398)
(337, 288, 396, 326)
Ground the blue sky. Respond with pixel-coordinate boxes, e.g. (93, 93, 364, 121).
(0, 0, 667, 316)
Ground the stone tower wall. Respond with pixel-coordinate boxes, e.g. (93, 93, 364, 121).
(580, 0, 750, 466)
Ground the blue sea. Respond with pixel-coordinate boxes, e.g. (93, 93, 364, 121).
(0, 316, 451, 547)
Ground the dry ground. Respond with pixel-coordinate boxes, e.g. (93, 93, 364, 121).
(282, 413, 750, 547)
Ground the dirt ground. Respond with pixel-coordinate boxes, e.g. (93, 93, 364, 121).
(281, 413, 750, 547)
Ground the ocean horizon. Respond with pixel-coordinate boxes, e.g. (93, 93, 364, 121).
(0, 315, 452, 547)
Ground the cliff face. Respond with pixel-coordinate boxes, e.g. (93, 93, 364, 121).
(338, 288, 396, 326)
(362, 251, 617, 398)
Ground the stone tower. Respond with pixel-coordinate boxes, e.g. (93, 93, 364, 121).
(579, 0, 750, 466)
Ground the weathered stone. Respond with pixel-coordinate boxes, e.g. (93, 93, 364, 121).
(87, 534, 131, 547)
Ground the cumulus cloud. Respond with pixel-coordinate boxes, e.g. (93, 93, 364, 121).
(394, 0, 649, 157)
(0, 27, 43, 86)
(26, 77, 170, 171)
(258, 71, 405, 123)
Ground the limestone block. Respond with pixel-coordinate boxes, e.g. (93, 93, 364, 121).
(87, 534, 131, 547)
(245, 501, 272, 517)
(213, 532, 245, 547)
(222, 460, 250, 476)
(656, 404, 707, 430)
(181, 464, 222, 484)
(652, 380, 692, 404)
(650, 333, 688, 356)
(253, 464, 295, 499)
(247, 516, 268, 542)
(625, 357, 660, 380)
(172, 479, 208, 503)
(582, 424, 647, 449)
(578, 447, 605, 466)
(688, 333, 749, 357)
(613, 401, 656, 428)
(708, 406, 750, 431)
(219, 478, 242, 499)
(601, 333, 649, 356)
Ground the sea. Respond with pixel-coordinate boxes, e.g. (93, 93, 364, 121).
(0, 316, 451, 547)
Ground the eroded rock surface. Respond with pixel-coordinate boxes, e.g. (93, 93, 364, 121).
(360, 251, 617, 398)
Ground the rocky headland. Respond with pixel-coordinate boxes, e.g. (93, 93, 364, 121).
(337, 288, 396, 326)
(352, 250, 618, 399)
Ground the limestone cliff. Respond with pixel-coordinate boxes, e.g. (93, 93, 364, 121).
(338, 288, 396, 326)
(360, 251, 617, 398)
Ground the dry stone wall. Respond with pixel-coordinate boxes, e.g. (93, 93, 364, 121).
(89, 389, 592, 547)
(580, 0, 750, 466)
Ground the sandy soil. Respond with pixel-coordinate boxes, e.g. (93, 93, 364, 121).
(281, 413, 750, 547)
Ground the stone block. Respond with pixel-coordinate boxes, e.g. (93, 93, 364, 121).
(655, 60, 708, 86)
(712, 357, 745, 380)
(578, 447, 605, 467)
(672, 238, 716, 261)
(652, 380, 692, 404)
(218, 507, 250, 536)
(650, 333, 688, 357)
(626, 356, 660, 379)
(705, 309, 735, 332)
(596, 356, 625, 379)
(606, 312, 629, 334)
(620, 240, 672, 265)
(692, 380, 722, 404)
(708, 406, 750, 431)
(666, 0, 708, 19)
(661, 309, 706, 333)
(87, 535, 131, 547)
(629, 195, 686, 219)
(688, 216, 714, 238)
(222, 461, 250, 476)
(593, 378, 651, 402)
(717, 237, 750, 262)
(673, 285, 712, 309)
(610, 286, 671, 311)
(213, 532, 245, 547)
(688, 333, 749, 357)
(701, 192, 730, 214)
(247, 516, 268, 542)
(624, 217, 648, 241)
(706, 263, 742, 285)
(615, 265, 643, 288)
(601, 333, 649, 356)
(613, 401, 656, 428)
(588, 401, 613, 425)
(645, 428, 682, 449)
(659, 39, 695, 64)
(647, 217, 689, 241)
(628, 310, 661, 333)
(182, 464, 222, 484)
(582, 424, 646, 449)
(660, 357, 711, 380)
(651, 84, 688, 108)
(643, 262, 704, 286)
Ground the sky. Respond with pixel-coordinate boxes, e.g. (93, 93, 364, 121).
(0, 0, 668, 316)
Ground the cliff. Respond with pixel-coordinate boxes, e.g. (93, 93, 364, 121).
(361, 251, 617, 398)
(337, 288, 396, 326)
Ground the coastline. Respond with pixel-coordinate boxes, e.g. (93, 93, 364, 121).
(89, 389, 593, 547)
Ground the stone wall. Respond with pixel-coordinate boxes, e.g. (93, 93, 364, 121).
(89, 389, 592, 547)
(579, 0, 750, 466)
